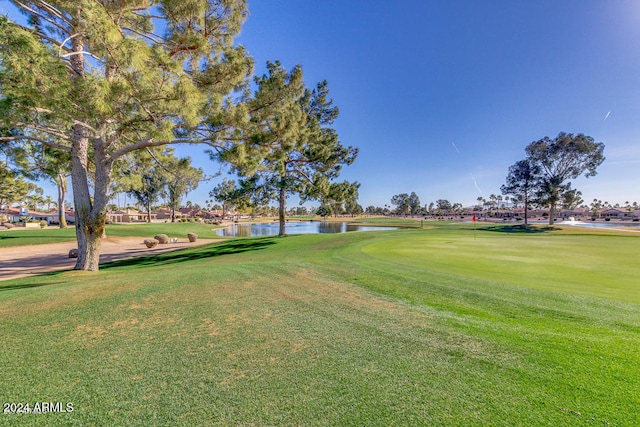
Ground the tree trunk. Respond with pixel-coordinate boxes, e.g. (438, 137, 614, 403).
(71, 124, 101, 270)
(74, 223, 103, 270)
(57, 173, 68, 228)
(547, 186, 561, 226)
(67, 30, 100, 270)
(146, 199, 151, 223)
(278, 185, 286, 236)
(70, 133, 112, 270)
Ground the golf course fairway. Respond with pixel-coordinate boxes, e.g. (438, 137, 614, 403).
(1, 223, 638, 426)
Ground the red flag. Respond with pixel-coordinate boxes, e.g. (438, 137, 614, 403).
(472, 215, 477, 222)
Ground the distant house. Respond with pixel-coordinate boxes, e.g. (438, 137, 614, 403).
(47, 209, 75, 224)
(152, 208, 172, 220)
(559, 208, 589, 219)
(490, 209, 518, 219)
(599, 208, 633, 220)
(106, 209, 153, 223)
(178, 207, 200, 218)
(104, 207, 249, 223)
(2, 208, 25, 223)
(1, 208, 74, 225)
(178, 208, 230, 220)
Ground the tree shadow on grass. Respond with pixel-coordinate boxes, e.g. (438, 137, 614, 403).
(99, 238, 277, 271)
(480, 224, 562, 233)
(0, 279, 66, 292)
(0, 235, 76, 247)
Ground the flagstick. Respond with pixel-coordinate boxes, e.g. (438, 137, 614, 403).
(473, 215, 477, 240)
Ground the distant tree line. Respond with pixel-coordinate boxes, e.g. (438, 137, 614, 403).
(363, 133, 606, 224)
(360, 193, 464, 218)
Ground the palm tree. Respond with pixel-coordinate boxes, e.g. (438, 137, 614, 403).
(43, 195, 57, 211)
(488, 194, 498, 215)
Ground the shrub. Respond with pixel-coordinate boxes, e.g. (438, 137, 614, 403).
(144, 238, 159, 248)
(2, 223, 14, 229)
(187, 233, 198, 242)
(153, 234, 169, 244)
(39, 220, 48, 228)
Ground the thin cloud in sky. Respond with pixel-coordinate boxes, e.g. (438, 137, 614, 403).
(451, 142, 460, 154)
(604, 111, 611, 121)
(470, 173, 482, 195)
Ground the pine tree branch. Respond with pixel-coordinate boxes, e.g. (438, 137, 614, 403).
(109, 138, 192, 160)
(13, 1, 71, 34)
(0, 135, 71, 152)
(13, 123, 72, 143)
(27, 107, 99, 134)
(60, 49, 104, 63)
(9, 22, 71, 54)
(32, 0, 71, 25)
(121, 26, 167, 45)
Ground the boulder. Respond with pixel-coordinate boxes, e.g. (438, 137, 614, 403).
(144, 238, 159, 248)
(68, 249, 79, 258)
(153, 234, 169, 244)
(187, 232, 198, 242)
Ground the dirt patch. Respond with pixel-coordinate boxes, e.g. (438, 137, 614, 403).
(0, 236, 220, 281)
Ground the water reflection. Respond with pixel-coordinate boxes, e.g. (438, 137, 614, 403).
(214, 221, 397, 237)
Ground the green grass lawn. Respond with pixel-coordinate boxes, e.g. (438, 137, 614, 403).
(0, 221, 222, 248)
(1, 223, 639, 425)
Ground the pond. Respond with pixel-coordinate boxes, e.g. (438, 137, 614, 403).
(214, 221, 398, 237)
(556, 220, 640, 228)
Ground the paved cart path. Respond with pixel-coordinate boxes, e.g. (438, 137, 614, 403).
(0, 236, 219, 281)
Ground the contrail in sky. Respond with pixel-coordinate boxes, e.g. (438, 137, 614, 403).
(451, 142, 460, 154)
(470, 173, 482, 194)
(604, 111, 611, 121)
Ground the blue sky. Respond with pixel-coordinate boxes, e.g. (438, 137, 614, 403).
(6, 1, 640, 208)
(175, 0, 640, 208)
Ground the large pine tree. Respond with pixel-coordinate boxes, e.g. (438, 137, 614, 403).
(0, 1, 252, 270)
(222, 61, 357, 235)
